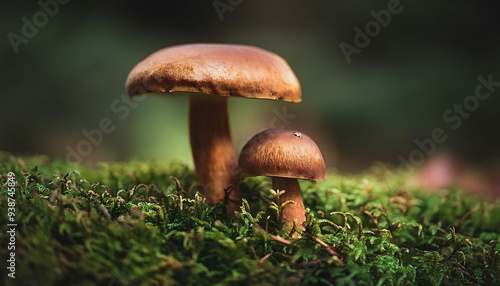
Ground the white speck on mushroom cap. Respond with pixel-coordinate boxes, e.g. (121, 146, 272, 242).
(238, 129, 326, 181)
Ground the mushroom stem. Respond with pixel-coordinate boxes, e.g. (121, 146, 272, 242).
(272, 177, 306, 230)
(189, 93, 241, 212)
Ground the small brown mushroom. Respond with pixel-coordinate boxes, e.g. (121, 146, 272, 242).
(125, 44, 301, 212)
(239, 129, 326, 229)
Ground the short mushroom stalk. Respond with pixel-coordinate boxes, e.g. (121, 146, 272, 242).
(189, 93, 240, 211)
(272, 177, 306, 230)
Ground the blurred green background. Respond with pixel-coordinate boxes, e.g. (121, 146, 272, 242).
(1, 0, 499, 174)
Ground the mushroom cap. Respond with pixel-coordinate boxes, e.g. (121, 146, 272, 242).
(239, 129, 326, 181)
(125, 43, 301, 102)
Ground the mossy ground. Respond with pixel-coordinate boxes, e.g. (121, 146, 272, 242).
(0, 152, 499, 285)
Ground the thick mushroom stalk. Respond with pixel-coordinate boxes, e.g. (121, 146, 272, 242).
(272, 177, 306, 230)
(189, 94, 240, 211)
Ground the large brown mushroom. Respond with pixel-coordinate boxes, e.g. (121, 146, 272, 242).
(125, 44, 301, 211)
(239, 129, 326, 229)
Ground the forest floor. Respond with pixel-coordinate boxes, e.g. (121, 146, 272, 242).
(0, 152, 499, 285)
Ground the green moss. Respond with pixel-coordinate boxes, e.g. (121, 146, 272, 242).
(0, 151, 499, 285)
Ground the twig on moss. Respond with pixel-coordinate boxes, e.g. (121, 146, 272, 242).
(254, 226, 293, 246)
(259, 252, 290, 263)
(309, 234, 340, 257)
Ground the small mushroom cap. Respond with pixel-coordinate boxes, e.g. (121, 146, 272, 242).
(239, 129, 326, 181)
(126, 43, 301, 102)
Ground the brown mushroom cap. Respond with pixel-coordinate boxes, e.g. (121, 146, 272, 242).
(125, 43, 301, 102)
(239, 129, 326, 181)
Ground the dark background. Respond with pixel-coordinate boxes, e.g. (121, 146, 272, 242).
(1, 0, 499, 177)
